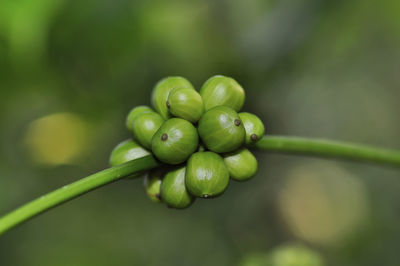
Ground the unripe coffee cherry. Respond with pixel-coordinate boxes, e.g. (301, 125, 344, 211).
(167, 87, 204, 123)
(109, 139, 152, 178)
(109, 139, 151, 166)
(223, 148, 258, 181)
(239, 112, 265, 144)
(152, 118, 199, 164)
(126, 105, 153, 132)
(185, 152, 230, 198)
(131, 112, 164, 149)
(198, 106, 245, 153)
(151, 76, 195, 119)
(143, 168, 165, 203)
(161, 166, 195, 209)
(200, 75, 245, 112)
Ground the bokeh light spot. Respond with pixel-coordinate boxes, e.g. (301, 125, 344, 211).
(278, 162, 370, 246)
(24, 112, 90, 166)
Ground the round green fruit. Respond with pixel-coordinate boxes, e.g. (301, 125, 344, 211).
(109, 139, 151, 166)
(151, 76, 195, 119)
(223, 148, 258, 181)
(198, 106, 245, 153)
(239, 112, 265, 144)
(152, 118, 199, 164)
(185, 152, 230, 198)
(143, 168, 165, 203)
(126, 105, 153, 132)
(161, 166, 195, 209)
(131, 112, 164, 149)
(200, 75, 245, 112)
(198, 143, 207, 152)
(167, 87, 204, 123)
(109, 139, 152, 178)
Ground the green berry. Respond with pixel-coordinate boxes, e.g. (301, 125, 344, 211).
(151, 76, 195, 119)
(198, 106, 245, 153)
(239, 112, 265, 144)
(109, 139, 151, 178)
(126, 105, 153, 132)
(161, 166, 195, 209)
(109, 139, 151, 166)
(200, 75, 245, 112)
(198, 143, 207, 152)
(152, 118, 199, 164)
(143, 168, 165, 203)
(167, 87, 204, 123)
(185, 152, 230, 198)
(131, 112, 164, 149)
(223, 148, 258, 181)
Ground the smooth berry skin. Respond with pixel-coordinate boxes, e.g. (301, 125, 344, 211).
(198, 106, 245, 153)
(109, 139, 151, 166)
(185, 152, 230, 198)
(131, 112, 164, 149)
(238, 112, 265, 145)
(152, 118, 199, 165)
(126, 105, 153, 132)
(223, 148, 258, 181)
(161, 166, 195, 209)
(167, 87, 204, 123)
(151, 77, 195, 120)
(200, 75, 245, 112)
(143, 168, 165, 203)
(109, 139, 152, 178)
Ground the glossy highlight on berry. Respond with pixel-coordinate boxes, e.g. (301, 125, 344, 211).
(144, 168, 165, 203)
(167, 87, 204, 123)
(185, 152, 230, 198)
(223, 148, 258, 181)
(198, 106, 245, 153)
(200, 75, 245, 112)
(126, 105, 153, 132)
(152, 118, 199, 164)
(161, 166, 194, 209)
(131, 112, 164, 149)
(239, 112, 265, 145)
(151, 76, 195, 120)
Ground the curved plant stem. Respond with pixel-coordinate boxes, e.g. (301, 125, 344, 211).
(1, 135, 400, 236)
(0, 156, 160, 236)
(256, 135, 400, 167)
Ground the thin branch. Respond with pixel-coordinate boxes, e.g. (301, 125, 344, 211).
(0, 156, 160, 236)
(0, 135, 399, 236)
(256, 135, 400, 167)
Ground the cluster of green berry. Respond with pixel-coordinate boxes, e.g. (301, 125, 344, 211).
(109, 75, 265, 209)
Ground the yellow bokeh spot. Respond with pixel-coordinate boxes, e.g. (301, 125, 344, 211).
(24, 112, 90, 166)
(277, 162, 370, 246)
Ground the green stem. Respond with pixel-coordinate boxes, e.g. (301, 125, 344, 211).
(256, 135, 400, 167)
(0, 156, 160, 236)
(1, 135, 400, 236)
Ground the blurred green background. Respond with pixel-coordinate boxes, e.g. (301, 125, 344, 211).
(1, 0, 400, 265)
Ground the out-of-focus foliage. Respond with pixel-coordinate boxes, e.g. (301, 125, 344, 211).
(0, 0, 400, 265)
(240, 243, 324, 266)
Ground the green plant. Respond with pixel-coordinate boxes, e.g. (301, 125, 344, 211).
(0, 76, 400, 236)
(185, 151, 230, 198)
(151, 118, 199, 164)
(167, 87, 204, 123)
(144, 168, 164, 203)
(126, 105, 153, 132)
(200, 75, 245, 111)
(160, 166, 195, 209)
(131, 111, 165, 149)
(223, 148, 258, 181)
(151, 76, 195, 119)
(198, 106, 246, 153)
(239, 112, 265, 144)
